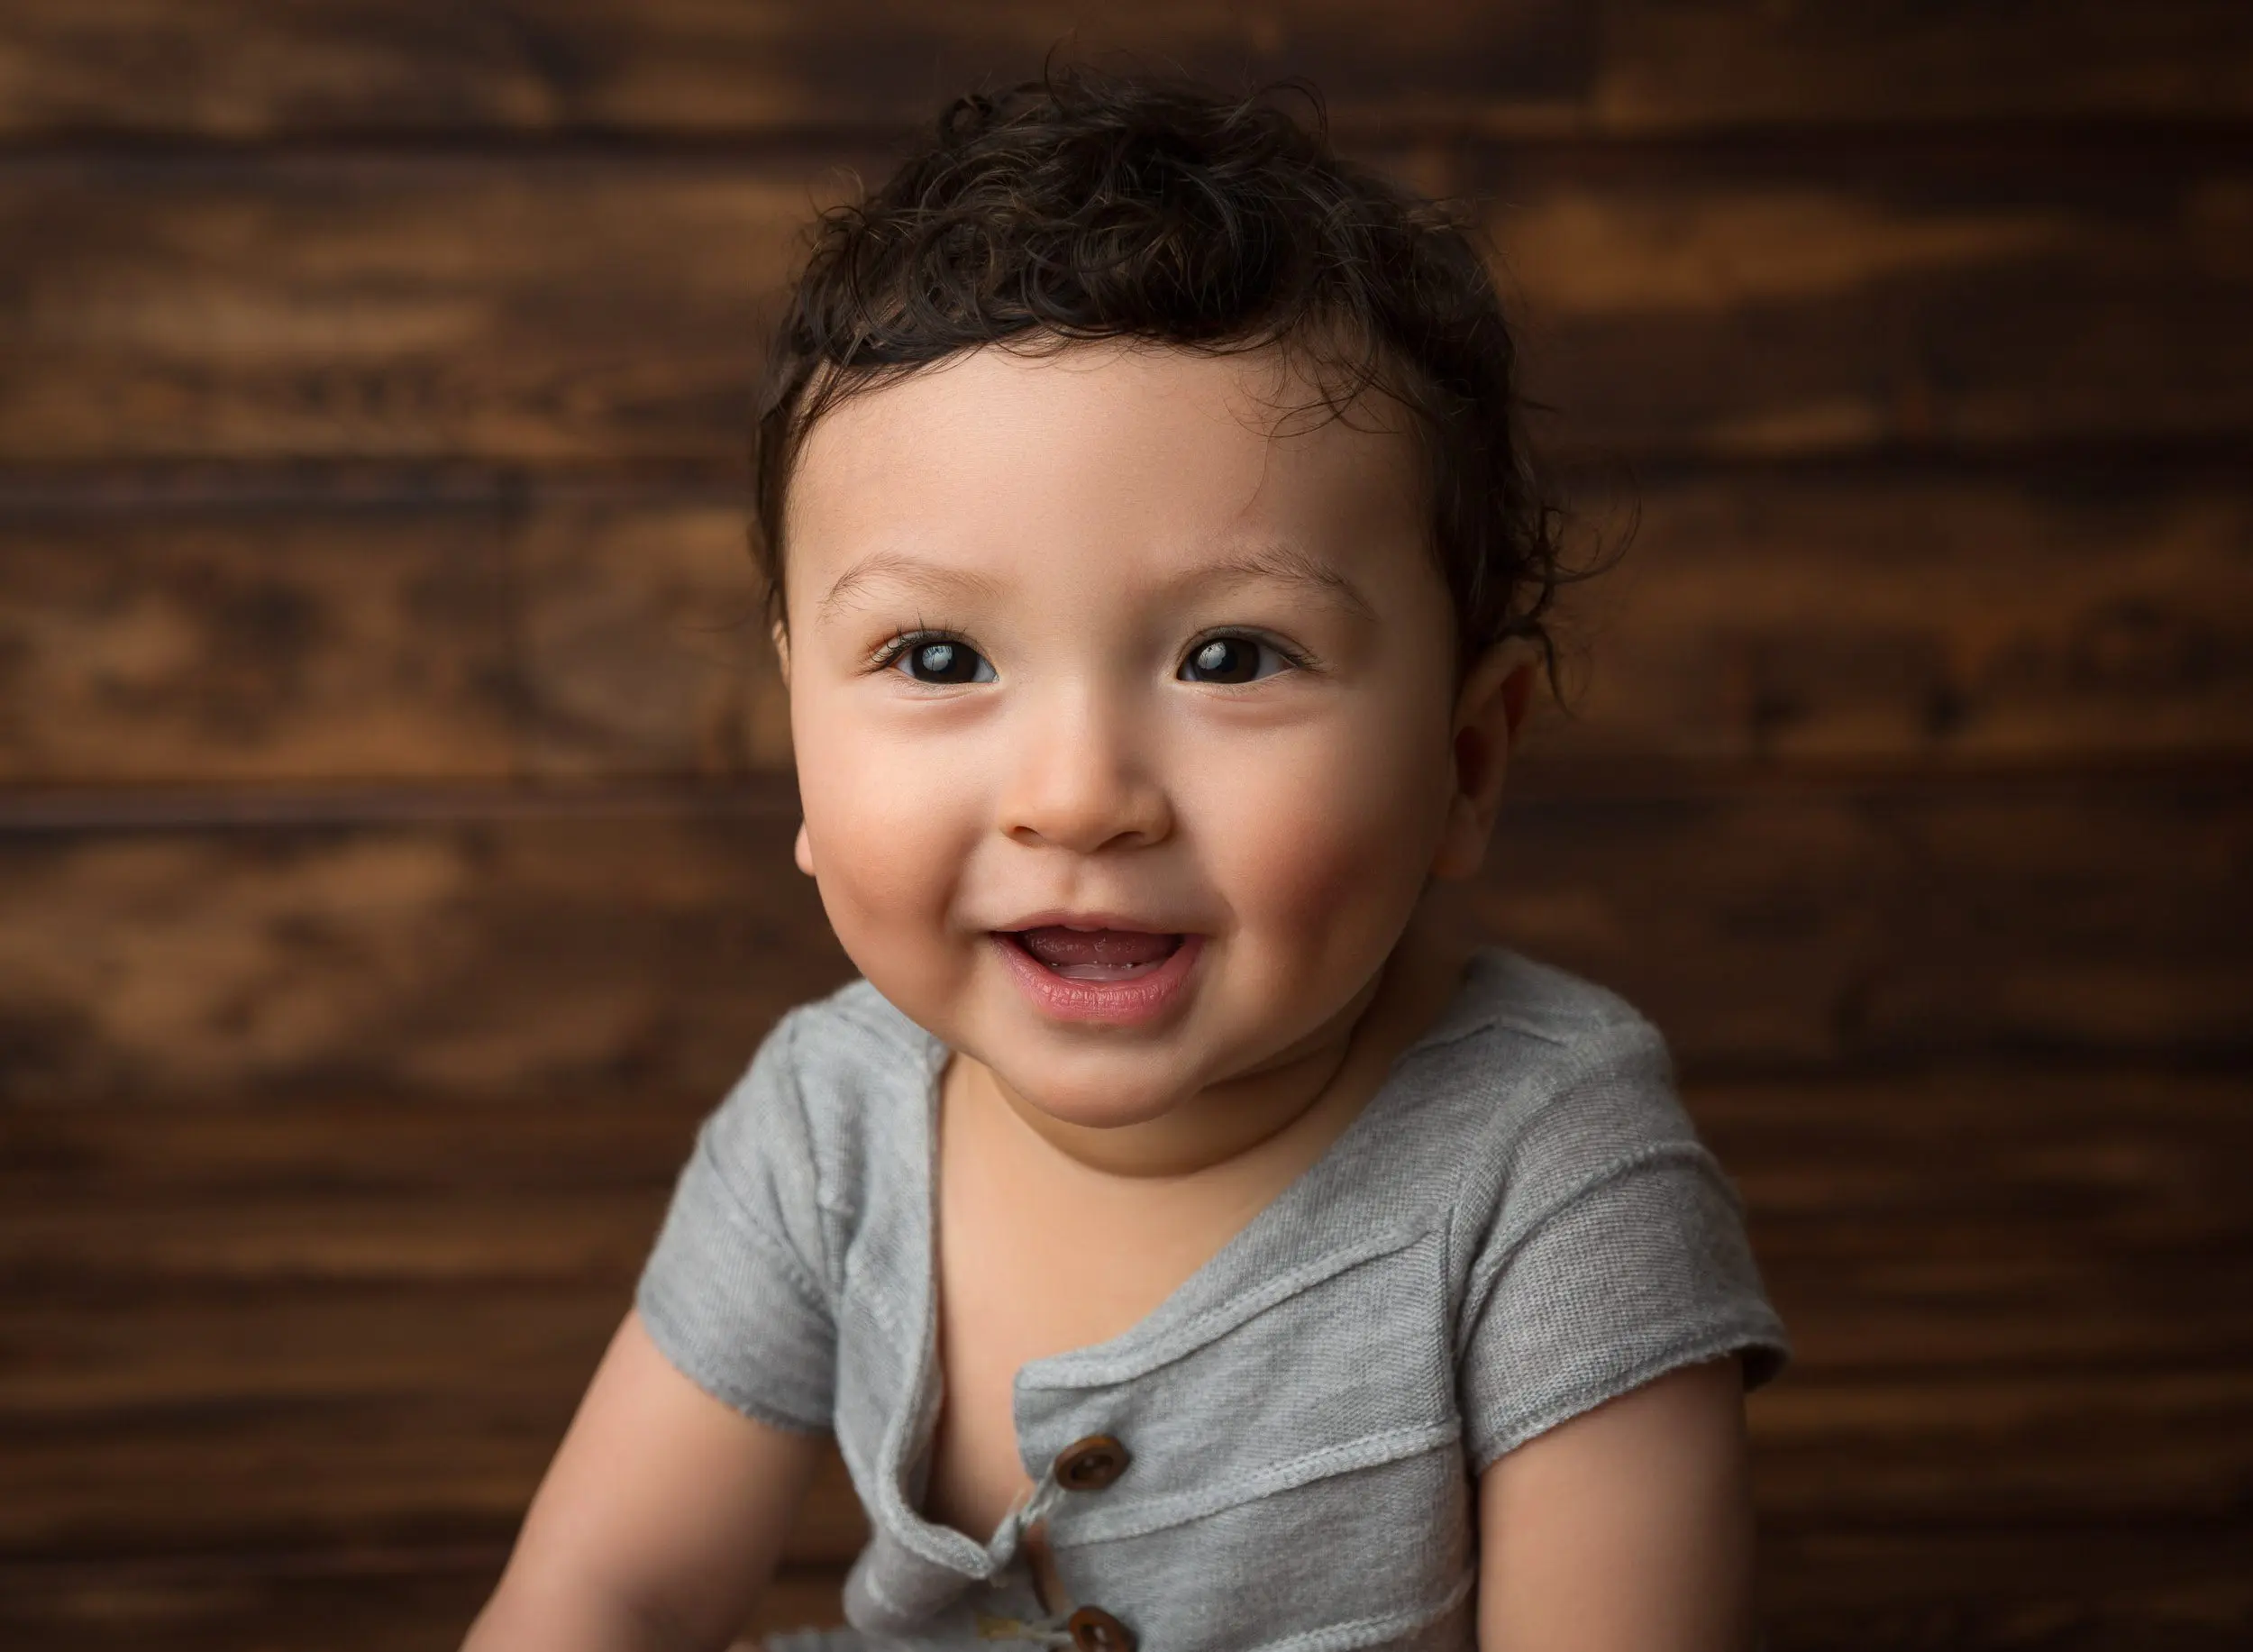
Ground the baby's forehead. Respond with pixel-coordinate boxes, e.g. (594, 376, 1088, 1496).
(788, 342, 1428, 570)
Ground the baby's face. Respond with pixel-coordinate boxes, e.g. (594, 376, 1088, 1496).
(781, 341, 1496, 1129)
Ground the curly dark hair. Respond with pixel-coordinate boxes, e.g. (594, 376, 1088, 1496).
(752, 62, 1573, 685)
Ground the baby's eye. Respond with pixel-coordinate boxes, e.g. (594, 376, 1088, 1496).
(890, 636, 996, 685)
(1179, 634, 1289, 685)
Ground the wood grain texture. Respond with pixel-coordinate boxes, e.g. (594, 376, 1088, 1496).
(0, 492, 786, 785)
(3, 143, 2246, 468)
(0, 158, 817, 467)
(0, 774, 2245, 1106)
(1469, 141, 2253, 460)
(1757, 1522, 2253, 1652)
(0, 804, 850, 1106)
(0, 0, 1592, 141)
(0, 2, 2246, 141)
(6, 465, 2242, 786)
(1600, 1, 2253, 132)
(0, 1552, 848, 1652)
(1543, 465, 2253, 765)
(0, 493, 521, 783)
(1464, 773, 2253, 1071)
(1, 1282, 868, 1563)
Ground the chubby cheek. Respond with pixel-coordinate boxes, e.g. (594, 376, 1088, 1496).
(793, 704, 986, 1015)
(1189, 710, 1452, 1033)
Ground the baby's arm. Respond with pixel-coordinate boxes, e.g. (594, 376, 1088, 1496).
(1474, 1355, 1756, 1650)
(463, 1308, 825, 1652)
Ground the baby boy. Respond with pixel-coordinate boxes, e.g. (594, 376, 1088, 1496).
(466, 66, 1787, 1652)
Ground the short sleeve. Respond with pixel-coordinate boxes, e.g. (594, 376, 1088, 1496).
(1455, 1018, 1788, 1473)
(635, 1012, 836, 1434)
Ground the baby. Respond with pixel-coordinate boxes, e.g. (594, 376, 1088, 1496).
(466, 67, 1787, 1652)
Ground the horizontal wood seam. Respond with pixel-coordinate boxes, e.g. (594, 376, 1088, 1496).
(0, 115, 2249, 165)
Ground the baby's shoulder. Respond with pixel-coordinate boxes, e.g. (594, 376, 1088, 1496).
(761, 974, 938, 1125)
(770, 973, 938, 1088)
(698, 976, 936, 1210)
(1409, 945, 1676, 1108)
(1437, 945, 1656, 1050)
(1391, 947, 1701, 1217)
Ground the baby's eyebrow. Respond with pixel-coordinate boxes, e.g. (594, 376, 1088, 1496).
(817, 550, 1002, 621)
(816, 542, 1374, 623)
(1188, 543, 1377, 622)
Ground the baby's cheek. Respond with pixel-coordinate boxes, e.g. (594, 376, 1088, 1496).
(798, 734, 981, 976)
(1254, 796, 1423, 937)
(1201, 728, 1448, 970)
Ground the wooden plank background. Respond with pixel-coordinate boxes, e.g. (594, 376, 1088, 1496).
(2, 5, 2248, 1647)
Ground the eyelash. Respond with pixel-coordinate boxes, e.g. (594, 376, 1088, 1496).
(865, 626, 1320, 681)
(865, 626, 960, 674)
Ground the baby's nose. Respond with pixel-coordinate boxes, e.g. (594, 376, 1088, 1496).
(996, 698, 1172, 853)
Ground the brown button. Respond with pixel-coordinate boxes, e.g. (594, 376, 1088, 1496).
(1067, 1605, 1136, 1652)
(1054, 1434, 1129, 1491)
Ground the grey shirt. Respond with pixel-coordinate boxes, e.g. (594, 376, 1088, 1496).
(636, 945, 1789, 1651)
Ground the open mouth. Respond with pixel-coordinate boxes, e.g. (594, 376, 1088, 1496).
(1004, 926, 1186, 981)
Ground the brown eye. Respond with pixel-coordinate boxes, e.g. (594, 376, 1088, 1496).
(1180, 635, 1281, 684)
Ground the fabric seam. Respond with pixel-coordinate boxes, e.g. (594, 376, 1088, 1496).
(1050, 1419, 1459, 1546)
(1465, 1316, 1791, 1474)
(1234, 1566, 1476, 1652)
(634, 1281, 832, 1435)
(1017, 1228, 1434, 1391)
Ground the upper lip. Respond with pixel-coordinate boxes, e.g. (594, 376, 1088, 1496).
(992, 908, 1192, 935)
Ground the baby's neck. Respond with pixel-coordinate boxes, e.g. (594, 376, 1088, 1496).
(966, 907, 1473, 1184)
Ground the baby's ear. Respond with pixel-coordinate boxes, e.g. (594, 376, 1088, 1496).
(1432, 637, 1543, 881)
(1475, 635, 1542, 746)
(771, 618, 792, 688)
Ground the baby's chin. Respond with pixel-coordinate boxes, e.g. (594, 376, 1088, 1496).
(979, 1042, 1223, 1136)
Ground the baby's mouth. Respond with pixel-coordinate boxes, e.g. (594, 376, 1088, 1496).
(1007, 926, 1185, 981)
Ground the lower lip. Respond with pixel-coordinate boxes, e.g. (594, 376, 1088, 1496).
(990, 932, 1205, 1027)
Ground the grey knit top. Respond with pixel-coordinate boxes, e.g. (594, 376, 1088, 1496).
(635, 945, 1789, 1651)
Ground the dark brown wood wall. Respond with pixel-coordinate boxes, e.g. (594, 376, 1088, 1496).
(3, 5, 2250, 1647)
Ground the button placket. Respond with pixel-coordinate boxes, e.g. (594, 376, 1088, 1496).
(974, 1436, 1136, 1650)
